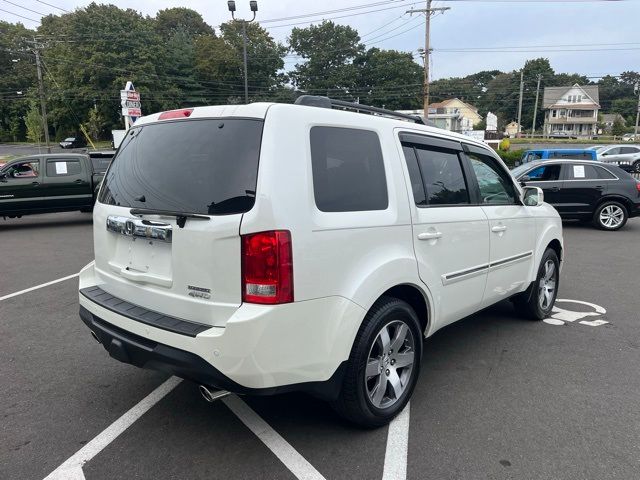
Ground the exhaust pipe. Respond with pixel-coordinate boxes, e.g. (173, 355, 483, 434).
(199, 385, 231, 403)
(90, 330, 101, 344)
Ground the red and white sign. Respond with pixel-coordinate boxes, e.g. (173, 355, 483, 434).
(120, 90, 140, 102)
(122, 107, 142, 117)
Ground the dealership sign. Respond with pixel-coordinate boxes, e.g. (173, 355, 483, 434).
(121, 82, 142, 122)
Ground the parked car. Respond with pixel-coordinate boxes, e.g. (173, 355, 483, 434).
(519, 149, 597, 165)
(513, 160, 640, 230)
(596, 144, 640, 173)
(549, 131, 577, 139)
(78, 97, 563, 427)
(0, 153, 109, 219)
(59, 137, 87, 149)
(622, 133, 637, 142)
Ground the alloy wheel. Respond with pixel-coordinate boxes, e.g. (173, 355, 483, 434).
(599, 205, 624, 229)
(538, 259, 557, 310)
(365, 320, 415, 409)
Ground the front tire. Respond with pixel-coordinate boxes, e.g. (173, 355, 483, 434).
(332, 297, 422, 428)
(513, 248, 560, 320)
(593, 201, 628, 231)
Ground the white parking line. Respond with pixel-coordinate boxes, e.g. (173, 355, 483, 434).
(43, 377, 183, 480)
(223, 395, 327, 480)
(0, 273, 79, 302)
(382, 402, 410, 480)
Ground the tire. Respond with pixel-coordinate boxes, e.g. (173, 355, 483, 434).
(593, 201, 628, 231)
(513, 248, 560, 320)
(331, 296, 422, 428)
(633, 160, 640, 174)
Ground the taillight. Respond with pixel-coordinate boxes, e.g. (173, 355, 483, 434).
(636, 180, 640, 193)
(242, 230, 293, 304)
(158, 108, 193, 120)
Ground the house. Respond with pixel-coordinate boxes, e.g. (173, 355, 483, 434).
(601, 113, 626, 133)
(504, 121, 521, 138)
(397, 98, 482, 133)
(542, 84, 600, 138)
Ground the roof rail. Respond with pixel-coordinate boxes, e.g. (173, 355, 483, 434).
(294, 95, 425, 125)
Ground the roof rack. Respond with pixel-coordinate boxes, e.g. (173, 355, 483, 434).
(294, 95, 425, 125)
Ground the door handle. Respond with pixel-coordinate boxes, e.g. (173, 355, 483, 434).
(549, 187, 560, 192)
(491, 225, 507, 233)
(594, 185, 604, 191)
(31, 181, 39, 186)
(418, 231, 443, 241)
(74, 179, 85, 184)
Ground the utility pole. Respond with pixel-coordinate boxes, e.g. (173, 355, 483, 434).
(516, 69, 524, 137)
(32, 40, 51, 153)
(407, 1, 450, 120)
(531, 74, 542, 138)
(634, 82, 640, 138)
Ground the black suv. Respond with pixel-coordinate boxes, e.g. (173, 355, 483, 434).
(512, 160, 640, 230)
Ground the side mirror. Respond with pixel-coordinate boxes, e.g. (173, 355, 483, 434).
(602, 153, 608, 156)
(522, 186, 544, 207)
(519, 175, 530, 187)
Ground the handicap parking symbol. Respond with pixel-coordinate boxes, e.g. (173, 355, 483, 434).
(544, 299, 609, 327)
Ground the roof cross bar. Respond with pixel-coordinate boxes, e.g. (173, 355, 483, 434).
(294, 95, 425, 125)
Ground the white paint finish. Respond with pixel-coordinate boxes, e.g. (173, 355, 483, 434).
(222, 395, 326, 480)
(43, 377, 182, 480)
(545, 299, 608, 327)
(382, 402, 411, 480)
(579, 319, 609, 327)
(0, 273, 79, 302)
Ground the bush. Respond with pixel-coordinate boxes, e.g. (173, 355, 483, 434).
(499, 138, 510, 151)
(496, 149, 522, 168)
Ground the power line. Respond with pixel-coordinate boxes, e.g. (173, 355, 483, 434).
(1, 0, 49, 17)
(0, 7, 40, 23)
(34, 0, 69, 13)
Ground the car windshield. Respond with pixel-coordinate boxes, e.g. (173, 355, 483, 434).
(511, 163, 536, 178)
(98, 118, 264, 216)
(64, 138, 75, 141)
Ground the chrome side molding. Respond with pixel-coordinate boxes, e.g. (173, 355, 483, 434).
(106, 215, 172, 243)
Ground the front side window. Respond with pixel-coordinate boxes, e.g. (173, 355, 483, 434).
(414, 146, 469, 206)
(604, 147, 620, 156)
(526, 164, 561, 181)
(4, 160, 39, 179)
(310, 126, 388, 212)
(99, 119, 263, 216)
(467, 152, 517, 205)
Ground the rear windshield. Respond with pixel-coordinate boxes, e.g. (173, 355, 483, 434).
(99, 118, 263, 215)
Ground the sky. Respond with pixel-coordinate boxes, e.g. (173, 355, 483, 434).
(2, 0, 639, 80)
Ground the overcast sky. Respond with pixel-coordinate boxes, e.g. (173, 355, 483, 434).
(2, 0, 639, 80)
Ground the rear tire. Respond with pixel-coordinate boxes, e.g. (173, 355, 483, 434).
(513, 248, 559, 320)
(632, 160, 640, 173)
(331, 296, 422, 428)
(593, 201, 627, 231)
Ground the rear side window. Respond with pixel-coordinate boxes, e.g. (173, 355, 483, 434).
(46, 159, 81, 177)
(549, 151, 593, 160)
(595, 166, 616, 179)
(310, 126, 388, 212)
(567, 164, 598, 180)
(99, 119, 263, 215)
(414, 147, 469, 205)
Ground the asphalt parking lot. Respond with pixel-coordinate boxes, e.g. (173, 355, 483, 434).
(2, 212, 639, 480)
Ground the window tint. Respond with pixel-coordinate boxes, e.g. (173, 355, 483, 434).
(414, 146, 469, 205)
(99, 119, 263, 216)
(595, 166, 616, 179)
(620, 147, 639, 154)
(549, 151, 593, 160)
(310, 127, 388, 212)
(467, 152, 517, 205)
(5, 160, 39, 179)
(401, 145, 426, 206)
(604, 147, 620, 155)
(567, 164, 598, 180)
(46, 159, 81, 177)
(526, 164, 561, 181)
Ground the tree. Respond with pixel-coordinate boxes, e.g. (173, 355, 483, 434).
(354, 48, 422, 109)
(611, 117, 626, 136)
(289, 21, 364, 96)
(155, 8, 214, 36)
(83, 108, 105, 141)
(23, 102, 43, 143)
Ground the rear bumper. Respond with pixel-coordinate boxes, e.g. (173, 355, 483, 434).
(78, 262, 364, 395)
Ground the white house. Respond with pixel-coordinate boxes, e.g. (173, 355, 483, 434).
(542, 84, 600, 138)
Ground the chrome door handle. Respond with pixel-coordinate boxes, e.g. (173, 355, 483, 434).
(418, 231, 443, 240)
(491, 225, 507, 233)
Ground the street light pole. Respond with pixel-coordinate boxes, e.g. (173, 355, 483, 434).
(228, 1, 257, 105)
(634, 82, 639, 138)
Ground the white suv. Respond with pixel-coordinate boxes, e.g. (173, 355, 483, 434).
(79, 97, 563, 427)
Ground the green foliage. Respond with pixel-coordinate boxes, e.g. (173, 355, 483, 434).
(611, 117, 626, 136)
(499, 138, 511, 151)
(496, 149, 522, 167)
(24, 102, 43, 143)
(83, 108, 105, 141)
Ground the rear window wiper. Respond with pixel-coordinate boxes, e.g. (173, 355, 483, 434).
(130, 208, 210, 228)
